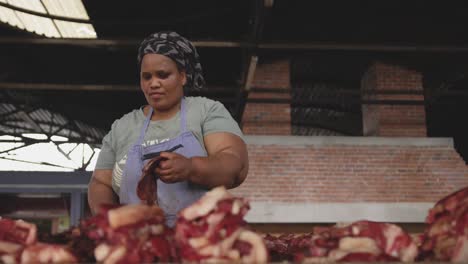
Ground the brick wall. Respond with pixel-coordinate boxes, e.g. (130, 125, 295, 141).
(232, 136, 468, 223)
(242, 59, 291, 135)
(361, 62, 427, 137)
(251, 59, 290, 89)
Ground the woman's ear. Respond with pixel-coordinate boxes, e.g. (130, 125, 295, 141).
(181, 71, 187, 86)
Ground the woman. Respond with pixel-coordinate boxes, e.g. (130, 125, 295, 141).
(88, 31, 248, 226)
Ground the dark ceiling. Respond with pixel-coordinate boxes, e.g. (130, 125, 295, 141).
(0, 0, 467, 160)
(2, 0, 468, 86)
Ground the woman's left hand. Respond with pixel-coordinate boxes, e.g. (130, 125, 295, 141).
(154, 152, 193, 183)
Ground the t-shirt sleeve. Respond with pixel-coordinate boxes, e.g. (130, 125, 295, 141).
(202, 100, 244, 139)
(94, 123, 117, 170)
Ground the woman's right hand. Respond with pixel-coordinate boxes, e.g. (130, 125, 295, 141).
(151, 152, 193, 184)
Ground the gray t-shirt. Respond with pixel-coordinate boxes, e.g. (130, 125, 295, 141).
(94, 96, 244, 194)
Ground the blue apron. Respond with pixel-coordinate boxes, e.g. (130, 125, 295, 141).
(119, 98, 207, 226)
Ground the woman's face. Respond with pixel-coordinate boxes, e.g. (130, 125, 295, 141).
(140, 53, 186, 112)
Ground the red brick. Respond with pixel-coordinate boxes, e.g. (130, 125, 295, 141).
(242, 59, 292, 135)
(232, 144, 468, 204)
(361, 61, 427, 137)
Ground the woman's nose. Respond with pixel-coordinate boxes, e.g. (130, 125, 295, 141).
(150, 77, 161, 88)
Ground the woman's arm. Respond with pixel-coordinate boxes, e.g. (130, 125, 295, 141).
(87, 169, 118, 214)
(190, 132, 248, 188)
(157, 132, 248, 189)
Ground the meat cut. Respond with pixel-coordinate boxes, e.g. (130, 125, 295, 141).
(265, 220, 418, 262)
(78, 204, 176, 263)
(1, 185, 468, 263)
(175, 186, 268, 263)
(420, 186, 468, 262)
(0, 218, 76, 264)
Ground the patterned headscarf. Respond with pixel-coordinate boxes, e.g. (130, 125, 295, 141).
(137, 31, 205, 93)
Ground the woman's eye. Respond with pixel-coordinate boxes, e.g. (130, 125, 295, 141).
(141, 73, 151, 80)
(157, 72, 170, 79)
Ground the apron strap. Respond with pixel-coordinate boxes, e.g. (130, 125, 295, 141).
(137, 107, 153, 145)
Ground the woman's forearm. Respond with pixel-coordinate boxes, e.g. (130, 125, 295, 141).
(87, 173, 117, 215)
(189, 152, 247, 189)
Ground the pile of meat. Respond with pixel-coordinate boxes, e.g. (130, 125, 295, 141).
(0, 204, 175, 264)
(1, 185, 467, 263)
(0, 218, 76, 264)
(79, 204, 175, 263)
(264, 186, 468, 263)
(264, 221, 418, 262)
(0, 186, 266, 263)
(419, 187, 468, 262)
(175, 186, 267, 262)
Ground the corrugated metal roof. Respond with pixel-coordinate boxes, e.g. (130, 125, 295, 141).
(0, 102, 106, 145)
(0, 0, 96, 38)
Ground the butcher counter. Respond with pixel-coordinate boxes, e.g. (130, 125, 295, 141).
(0, 171, 91, 227)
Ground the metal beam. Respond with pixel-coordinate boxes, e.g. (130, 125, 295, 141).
(0, 93, 106, 145)
(0, 37, 250, 48)
(70, 191, 85, 226)
(258, 43, 468, 53)
(248, 98, 426, 105)
(0, 156, 76, 169)
(79, 148, 96, 171)
(0, 2, 236, 27)
(17, 111, 44, 133)
(0, 143, 29, 156)
(0, 82, 240, 92)
(244, 56, 258, 92)
(235, 0, 270, 124)
(1, 37, 468, 53)
(0, 82, 139, 91)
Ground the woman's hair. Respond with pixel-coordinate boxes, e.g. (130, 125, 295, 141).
(137, 31, 205, 93)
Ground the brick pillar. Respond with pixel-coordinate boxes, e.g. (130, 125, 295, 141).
(242, 59, 291, 135)
(361, 61, 427, 137)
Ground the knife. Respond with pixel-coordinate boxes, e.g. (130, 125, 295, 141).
(142, 144, 184, 161)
